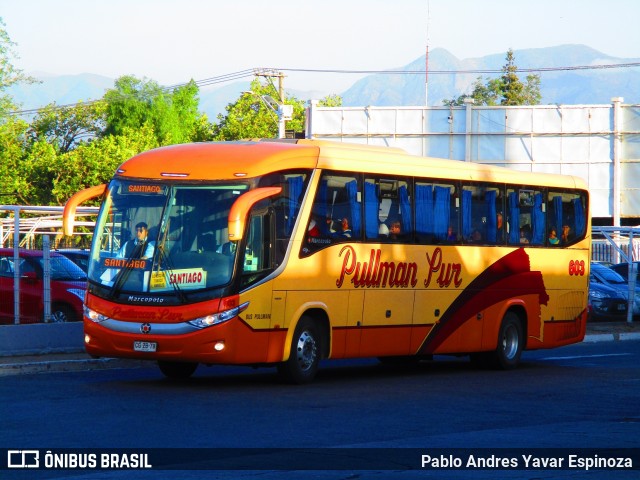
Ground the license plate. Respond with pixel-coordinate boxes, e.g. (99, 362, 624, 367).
(134, 341, 157, 352)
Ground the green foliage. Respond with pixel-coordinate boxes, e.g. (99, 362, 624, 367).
(318, 94, 343, 107)
(1, 13, 345, 207)
(0, 117, 30, 203)
(27, 101, 106, 153)
(444, 49, 541, 106)
(213, 78, 306, 140)
(47, 125, 158, 205)
(103, 76, 206, 145)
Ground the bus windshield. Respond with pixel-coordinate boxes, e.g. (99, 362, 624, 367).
(89, 179, 249, 297)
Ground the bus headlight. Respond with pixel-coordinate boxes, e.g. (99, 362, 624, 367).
(84, 306, 109, 323)
(188, 301, 249, 329)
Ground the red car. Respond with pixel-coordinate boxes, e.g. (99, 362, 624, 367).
(0, 248, 87, 324)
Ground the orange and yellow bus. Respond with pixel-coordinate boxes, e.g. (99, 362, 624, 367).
(64, 140, 590, 383)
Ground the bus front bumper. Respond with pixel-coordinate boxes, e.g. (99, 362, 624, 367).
(83, 316, 277, 365)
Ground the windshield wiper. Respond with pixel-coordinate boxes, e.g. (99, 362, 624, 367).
(153, 213, 187, 303)
(154, 243, 187, 304)
(107, 244, 148, 299)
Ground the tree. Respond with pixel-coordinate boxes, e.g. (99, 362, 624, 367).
(213, 78, 305, 140)
(27, 101, 107, 153)
(103, 76, 206, 145)
(444, 49, 541, 106)
(0, 17, 38, 119)
(0, 117, 30, 203)
(45, 125, 158, 205)
(213, 82, 339, 141)
(20, 125, 159, 205)
(318, 94, 343, 107)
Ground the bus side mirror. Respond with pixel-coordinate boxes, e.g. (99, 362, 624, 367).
(63, 184, 107, 236)
(228, 187, 282, 242)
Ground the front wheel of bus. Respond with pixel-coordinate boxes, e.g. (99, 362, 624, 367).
(158, 361, 198, 380)
(278, 317, 321, 384)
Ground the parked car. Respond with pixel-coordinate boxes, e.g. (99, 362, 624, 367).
(609, 261, 640, 285)
(0, 248, 87, 324)
(589, 262, 640, 321)
(55, 248, 90, 273)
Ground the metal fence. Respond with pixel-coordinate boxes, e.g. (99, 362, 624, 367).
(1, 205, 95, 325)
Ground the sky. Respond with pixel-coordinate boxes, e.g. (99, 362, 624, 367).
(1, 0, 639, 95)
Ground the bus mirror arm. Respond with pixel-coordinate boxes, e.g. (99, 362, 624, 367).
(63, 184, 107, 236)
(228, 187, 282, 242)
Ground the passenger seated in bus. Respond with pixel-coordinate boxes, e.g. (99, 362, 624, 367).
(561, 225, 572, 244)
(446, 226, 457, 242)
(519, 226, 531, 244)
(334, 218, 352, 238)
(469, 229, 483, 243)
(389, 220, 402, 240)
(548, 228, 559, 245)
(496, 212, 505, 241)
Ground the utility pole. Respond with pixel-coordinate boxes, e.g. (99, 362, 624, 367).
(255, 69, 290, 138)
(425, 0, 430, 107)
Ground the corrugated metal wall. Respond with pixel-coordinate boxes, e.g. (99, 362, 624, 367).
(306, 100, 640, 221)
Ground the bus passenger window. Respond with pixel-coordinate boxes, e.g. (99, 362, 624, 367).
(547, 191, 586, 246)
(301, 172, 361, 256)
(375, 178, 412, 243)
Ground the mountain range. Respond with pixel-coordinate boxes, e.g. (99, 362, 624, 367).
(9, 45, 640, 121)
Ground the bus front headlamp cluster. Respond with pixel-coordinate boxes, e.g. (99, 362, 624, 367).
(188, 301, 249, 329)
(84, 306, 108, 323)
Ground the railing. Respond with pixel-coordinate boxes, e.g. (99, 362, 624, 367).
(1, 206, 97, 324)
(592, 227, 639, 324)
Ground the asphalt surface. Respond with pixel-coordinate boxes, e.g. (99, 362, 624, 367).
(1, 321, 639, 377)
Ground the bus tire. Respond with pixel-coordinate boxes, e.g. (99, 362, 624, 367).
(158, 361, 198, 379)
(278, 317, 321, 384)
(471, 312, 523, 370)
(494, 312, 524, 369)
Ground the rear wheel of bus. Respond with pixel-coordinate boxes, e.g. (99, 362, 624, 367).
(278, 317, 321, 384)
(158, 361, 198, 380)
(472, 311, 523, 370)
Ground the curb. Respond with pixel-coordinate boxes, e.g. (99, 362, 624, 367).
(583, 331, 640, 343)
(0, 356, 149, 377)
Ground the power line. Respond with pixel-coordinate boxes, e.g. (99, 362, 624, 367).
(6, 62, 640, 117)
(273, 62, 640, 75)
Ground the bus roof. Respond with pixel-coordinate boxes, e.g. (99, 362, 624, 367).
(115, 139, 587, 190)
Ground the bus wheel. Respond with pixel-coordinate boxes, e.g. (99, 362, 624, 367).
(494, 312, 523, 369)
(158, 361, 198, 379)
(278, 317, 321, 384)
(471, 312, 523, 370)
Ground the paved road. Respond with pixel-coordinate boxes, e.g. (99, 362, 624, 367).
(1, 339, 639, 480)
